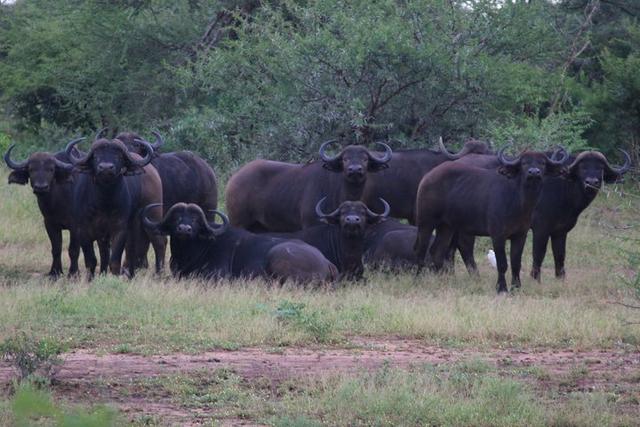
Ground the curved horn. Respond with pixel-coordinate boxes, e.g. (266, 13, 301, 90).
(369, 141, 392, 163)
(53, 157, 74, 172)
(366, 198, 390, 218)
(4, 145, 28, 170)
(498, 142, 520, 166)
(546, 146, 568, 165)
(123, 139, 153, 167)
(319, 139, 341, 162)
(437, 136, 469, 160)
(95, 127, 108, 140)
(134, 130, 164, 151)
(315, 197, 340, 220)
(603, 148, 632, 176)
(64, 137, 88, 165)
(142, 203, 164, 231)
(205, 209, 229, 237)
(550, 145, 567, 161)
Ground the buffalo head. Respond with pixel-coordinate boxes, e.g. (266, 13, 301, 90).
(65, 137, 153, 182)
(319, 140, 392, 184)
(315, 197, 390, 239)
(4, 143, 75, 193)
(143, 203, 228, 240)
(497, 144, 568, 181)
(114, 131, 164, 157)
(566, 150, 631, 192)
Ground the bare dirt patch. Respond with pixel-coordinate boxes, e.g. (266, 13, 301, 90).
(1, 337, 638, 425)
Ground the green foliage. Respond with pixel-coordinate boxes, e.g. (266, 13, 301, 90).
(0, 332, 66, 383)
(11, 382, 117, 427)
(275, 300, 333, 343)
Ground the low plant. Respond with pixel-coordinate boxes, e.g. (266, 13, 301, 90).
(0, 332, 66, 383)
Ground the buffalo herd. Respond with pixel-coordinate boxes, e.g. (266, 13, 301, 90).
(4, 132, 631, 292)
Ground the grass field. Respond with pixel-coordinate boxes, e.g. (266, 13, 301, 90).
(0, 170, 639, 426)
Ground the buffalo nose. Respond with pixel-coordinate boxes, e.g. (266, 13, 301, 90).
(585, 177, 601, 188)
(177, 224, 192, 234)
(344, 215, 362, 225)
(32, 183, 49, 192)
(527, 167, 542, 178)
(97, 162, 116, 174)
(347, 165, 364, 175)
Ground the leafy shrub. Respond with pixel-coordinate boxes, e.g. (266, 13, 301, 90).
(11, 382, 117, 427)
(0, 333, 66, 383)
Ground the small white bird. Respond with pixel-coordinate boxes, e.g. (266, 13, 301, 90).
(487, 249, 497, 269)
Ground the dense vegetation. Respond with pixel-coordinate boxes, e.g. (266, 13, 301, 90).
(1, 0, 639, 170)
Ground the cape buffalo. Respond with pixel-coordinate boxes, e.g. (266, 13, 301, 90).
(4, 143, 109, 277)
(267, 198, 390, 280)
(361, 138, 491, 221)
(65, 137, 166, 277)
(530, 149, 631, 281)
(363, 219, 420, 270)
(414, 146, 568, 293)
(142, 203, 338, 283)
(439, 143, 632, 281)
(225, 140, 392, 231)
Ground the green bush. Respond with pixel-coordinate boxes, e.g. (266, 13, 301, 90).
(0, 333, 66, 383)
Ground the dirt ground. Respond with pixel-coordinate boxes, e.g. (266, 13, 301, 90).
(1, 338, 639, 426)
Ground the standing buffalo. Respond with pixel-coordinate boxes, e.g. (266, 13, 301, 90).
(414, 146, 567, 293)
(225, 140, 392, 231)
(115, 131, 218, 214)
(361, 138, 490, 221)
(268, 198, 390, 280)
(65, 137, 166, 277)
(530, 150, 631, 280)
(4, 143, 109, 277)
(439, 143, 632, 281)
(142, 203, 337, 283)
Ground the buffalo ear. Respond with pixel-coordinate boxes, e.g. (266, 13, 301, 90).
(322, 159, 343, 173)
(497, 165, 519, 179)
(319, 216, 341, 226)
(124, 165, 146, 176)
(603, 169, 622, 184)
(367, 161, 389, 173)
(54, 167, 73, 183)
(8, 170, 29, 185)
(545, 163, 567, 178)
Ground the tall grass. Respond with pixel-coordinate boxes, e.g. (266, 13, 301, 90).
(0, 170, 639, 352)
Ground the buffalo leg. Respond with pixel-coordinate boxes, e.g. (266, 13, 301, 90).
(44, 220, 63, 278)
(98, 238, 110, 274)
(491, 237, 508, 293)
(530, 230, 549, 282)
(509, 232, 527, 289)
(109, 231, 128, 275)
(457, 233, 478, 276)
(150, 235, 166, 274)
(81, 241, 97, 280)
(430, 226, 455, 272)
(414, 222, 436, 270)
(442, 235, 457, 274)
(550, 232, 567, 279)
(67, 232, 80, 277)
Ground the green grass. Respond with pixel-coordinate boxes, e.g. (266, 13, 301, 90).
(0, 171, 639, 352)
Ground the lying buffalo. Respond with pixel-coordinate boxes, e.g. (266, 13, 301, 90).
(142, 203, 337, 283)
(439, 143, 632, 281)
(4, 142, 109, 277)
(225, 140, 392, 231)
(65, 137, 166, 277)
(268, 198, 390, 280)
(414, 146, 567, 293)
(363, 219, 419, 270)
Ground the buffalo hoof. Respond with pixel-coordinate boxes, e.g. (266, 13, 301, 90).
(47, 270, 62, 280)
(530, 268, 541, 282)
(555, 269, 566, 280)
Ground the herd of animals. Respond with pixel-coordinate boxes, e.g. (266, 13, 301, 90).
(3, 129, 632, 293)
